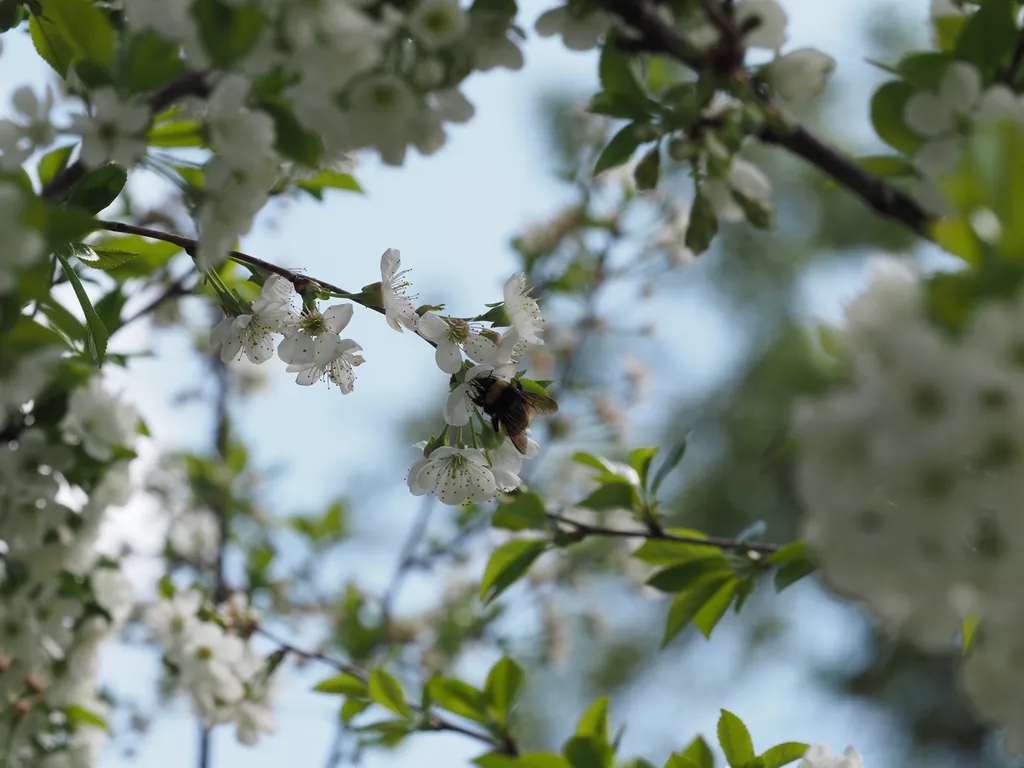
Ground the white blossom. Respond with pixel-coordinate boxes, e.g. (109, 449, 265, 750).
(380, 248, 419, 332)
(148, 589, 203, 660)
(67, 88, 149, 168)
(797, 744, 864, 768)
(444, 364, 494, 426)
(704, 158, 773, 223)
(345, 74, 420, 167)
(279, 305, 364, 392)
(489, 436, 539, 492)
(768, 48, 836, 102)
(90, 567, 133, 628)
(408, 0, 469, 47)
(468, 12, 524, 71)
(417, 312, 470, 373)
(0, 86, 55, 171)
(535, 5, 614, 51)
(170, 508, 221, 563)
(0, 185, 46, 293)
(503, 273, 545, 345)
(211, 314, 277, 365)
(60, 378, 139, 461)
(408, 446, 497, 504)
(249, 275, 301, 333)
(464, 328, 524, 379)
(736, 0, 788, 52)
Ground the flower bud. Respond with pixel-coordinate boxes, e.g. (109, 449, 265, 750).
(767, 48, 836, 102)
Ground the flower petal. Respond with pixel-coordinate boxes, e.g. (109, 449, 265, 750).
(380, 248, 401, 282)
(435, 341, 463, 374)
(443, 385, 474, 426)
(416, 311, 448, 343)
(323, 303, 354, 333)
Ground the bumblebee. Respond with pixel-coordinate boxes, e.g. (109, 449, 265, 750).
(470, 376, 558, 454)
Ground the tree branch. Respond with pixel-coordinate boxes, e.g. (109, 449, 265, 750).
(601, 0, 931, 238)
(546, 512, 780, 555)
(94, 219, 371, 308)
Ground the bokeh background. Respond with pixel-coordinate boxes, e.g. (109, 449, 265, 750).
(2, 0, 1008, 765)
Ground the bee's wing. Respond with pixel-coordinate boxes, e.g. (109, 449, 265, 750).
(496, 405, 532, 455)
(522, 391, 559, 414)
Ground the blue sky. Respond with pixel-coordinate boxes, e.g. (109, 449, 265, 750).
(0, 0, 950, 766)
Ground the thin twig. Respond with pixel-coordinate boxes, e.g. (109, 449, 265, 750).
(546, 511, 780, 554)
(117, 272, 197, 330)
(380, 496, 436, 637)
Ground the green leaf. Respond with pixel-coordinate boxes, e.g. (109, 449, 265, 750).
(578, 480, 636, 511)
(662, 574, 732, 647)
(38, 0, 114, 66)
(314, 673, 368, 697)
(157, 575, 175, 599)
(29, 12, 74, 76)
(367, 669, 412, 719)
(962, 613, 980, 655)
(66, 163, 127, 214)
(594, 123, 643, 176)
(650, 437, 688, 498)
(599, 33, 647, 107)
(518, 754, 572, 768)
(573, 452, 616, 474)
(340, 698, 372, 723)
(479, 538, 547, 604)
(934, 15, 967, 54)
(633, 145, 661, 191)
(760, 742, 809, 768)
(870, 81, 923, 154)
(123, 31, 187, 93)
(0, 0, 24, 32)
(564, 736, 612, 768)
(684, 192, 718, 256)
(933, 217, 982, 266)
(493, 491, 547, 531)
(680, 736, 715, 768)
(38, 298, 87, 343)
(474, 755, 522, 768)
(717, 710, 755, 768)
(45, 205, 102, 247)
(633, 531, 720, 565)
(93, 286, 126, 332)
(77, 246, 140, 271)
(149, 117, 206, 148)
(766, 541, 816, 592)
(896, 51, 954, 90)
(260, 98, 323, 167)
(427, 677, 490, 723)
(628, 447, 658, 492)
(38, 145, 75, 187)
(666, 756, 702, 768)
(296, 171, 363, 200)
(856, 154, 916, 178)
(647, 557, 733, 593)
(575, 697, 609, 740)
(956, 0, 1015, 78)
(88, 234, 182, 279)
(693, 578, 739, 638)
(485, 657, 524, 720)
(56, 251, 107, 366)
(65, 705, 110, 734)
(192, 0, 265, 68)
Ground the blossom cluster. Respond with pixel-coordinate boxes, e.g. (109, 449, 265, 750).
(903, 61, 1024, 217)
(210, 246, 549, 505)
(794, 260, 1024, 750)
(0, 375, 138, 767)
(211, 272, 364, 393)
(147, 590, 273, 745)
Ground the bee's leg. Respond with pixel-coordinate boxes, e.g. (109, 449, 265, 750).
(491, 413, 501, 433)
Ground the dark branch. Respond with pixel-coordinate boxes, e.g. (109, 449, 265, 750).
(547, 512, 780, 554)
(601, 0, 931, 238)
